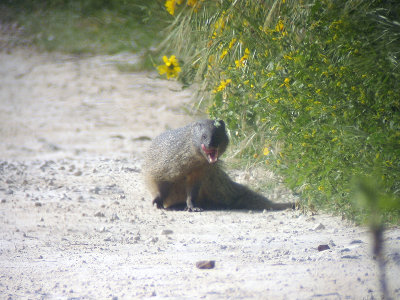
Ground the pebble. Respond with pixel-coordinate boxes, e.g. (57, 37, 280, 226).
(341, 255, 360, 259)
(161, 229, 173, 235)
(196, 260, 215, 269)
(313, 223, 325, 231)
(110, 213, 119, 222)
(350, 239, 363, 244)
(317, 245, 330, 252)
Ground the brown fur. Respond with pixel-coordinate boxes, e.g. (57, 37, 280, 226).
(142, 119, 293, 211)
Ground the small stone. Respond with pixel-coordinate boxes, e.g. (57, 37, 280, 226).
(74, 170, 82, 176)
(341, 255, 360, 259)
(196, 260, 215, 269)
(90, 186, 101, 194)
(317, 244, 330, 251)
(350, 239, 363, 244)
(110, 213, 119, 222)
(148, 237, 158, 243)
(161, 229, 173, 235)
(94, 212, 105, 218)
(35, 202, 42, 207)
(313, 223, 325, 230)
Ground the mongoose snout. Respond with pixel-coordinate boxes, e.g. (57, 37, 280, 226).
(201, 144, 219, 164)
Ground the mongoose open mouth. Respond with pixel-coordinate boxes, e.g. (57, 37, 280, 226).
(201, 144, 218, 163)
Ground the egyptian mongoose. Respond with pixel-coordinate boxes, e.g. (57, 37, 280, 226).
(143, 119, 292, 211)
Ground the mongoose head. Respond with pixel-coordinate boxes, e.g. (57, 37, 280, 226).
(194, 119, 229, 164)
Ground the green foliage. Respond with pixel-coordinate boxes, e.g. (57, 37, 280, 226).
(161, 0, 400, 222)
(1, 0, 168, 56)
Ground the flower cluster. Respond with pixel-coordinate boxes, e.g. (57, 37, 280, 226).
(235, 48, 250, 68)
(157, 55, 181, 79)
(165, 0, 203, 15)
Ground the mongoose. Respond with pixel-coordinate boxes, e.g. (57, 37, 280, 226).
(143, 119, 293, 211)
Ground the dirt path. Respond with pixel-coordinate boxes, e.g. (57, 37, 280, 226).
(0, 49, 399, 299)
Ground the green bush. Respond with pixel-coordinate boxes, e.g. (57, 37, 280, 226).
(160, 0, 400, 222)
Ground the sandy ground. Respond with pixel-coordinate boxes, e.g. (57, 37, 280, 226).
(0, 48, 399, 300)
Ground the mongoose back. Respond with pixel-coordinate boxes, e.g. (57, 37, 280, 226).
(143, 119, 292, 211)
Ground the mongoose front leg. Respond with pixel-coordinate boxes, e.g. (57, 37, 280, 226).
(185, 183, 203, 212)
(152, 181, 171, 209)
(152, 196, 164, 209)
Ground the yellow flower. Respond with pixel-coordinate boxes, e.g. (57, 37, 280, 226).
(220, 49, 228, 60)
(235, 48, 250, 68)
(214, 79, 232, 93)
(280, 77, 290, 88)
(263, 147, 270, 156)
(275, 20, 284, 32)
(165, 0, 183, 16)
(187, 0, 203, 11)
(157, 55, 181, 79)
(228, 38, 237, 49)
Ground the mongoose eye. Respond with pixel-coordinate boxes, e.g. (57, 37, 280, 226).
(202, 134, 207, 140)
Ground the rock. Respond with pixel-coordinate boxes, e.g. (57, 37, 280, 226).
(341, 255, 360, 259)
(318, 245, 330, 252)
(196, 260, 215, 269)
(110, 213, 119, 222)
(350, 239, 363, 244)
(94, 212, 105, 218)
(161, 229, 173, 235)
(313, 223, 325, 230)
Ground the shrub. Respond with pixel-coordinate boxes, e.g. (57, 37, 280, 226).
(160, 0, 400, 222)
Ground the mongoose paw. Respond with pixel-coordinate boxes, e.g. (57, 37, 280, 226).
(185, 206, 203, 212)
(152, 197, 164, 209)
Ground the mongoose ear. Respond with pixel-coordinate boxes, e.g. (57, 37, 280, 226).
(214, 119, 225, 129)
